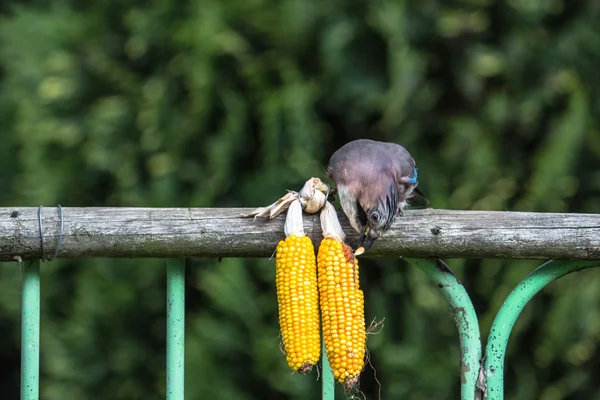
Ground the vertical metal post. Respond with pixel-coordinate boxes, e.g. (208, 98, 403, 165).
(21, 260, 40, 400)
(484, 260, 599, 399)
(407, 258, 482, 400)
(321, 335, 335, 399)
(167, 259, 186, 400)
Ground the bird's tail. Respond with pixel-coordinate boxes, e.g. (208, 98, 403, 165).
(406, 187, 430, 208)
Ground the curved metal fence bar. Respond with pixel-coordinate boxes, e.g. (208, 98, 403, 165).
(21, 260, 40, 400)
(321, 336, 335, 399)
(166, 259, 186, 400)
(483, 260, 600, 400)
(406, 258, 482, 400)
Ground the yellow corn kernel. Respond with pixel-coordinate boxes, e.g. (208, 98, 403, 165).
(275, 234, 321, 373)
(317, 238, 366, 390)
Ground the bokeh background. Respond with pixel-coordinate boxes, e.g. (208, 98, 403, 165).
(1, 0, 600, 399)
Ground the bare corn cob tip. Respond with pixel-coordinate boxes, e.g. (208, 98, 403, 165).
(318, 202, 366, 388)
(275, 198, 320, 374)
(284, 199, 305, 238)
(320, 201, 345, 243)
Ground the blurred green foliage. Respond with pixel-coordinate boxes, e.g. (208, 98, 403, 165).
(1, 0, 600, 399)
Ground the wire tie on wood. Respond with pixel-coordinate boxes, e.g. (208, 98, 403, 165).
(38, 205, 64, 261)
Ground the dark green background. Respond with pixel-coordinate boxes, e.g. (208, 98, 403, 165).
(1, 0, 600, 399)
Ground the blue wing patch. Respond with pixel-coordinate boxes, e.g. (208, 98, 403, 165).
(406, 167, 418, 184)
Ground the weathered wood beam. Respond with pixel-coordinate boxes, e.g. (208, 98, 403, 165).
(0, 207, 599, 261)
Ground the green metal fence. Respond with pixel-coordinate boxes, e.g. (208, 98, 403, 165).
(5, 206, 600, 399)
(16, 256, 600, 400)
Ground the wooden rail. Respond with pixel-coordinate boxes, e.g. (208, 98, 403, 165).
(1, 207, 599, 261)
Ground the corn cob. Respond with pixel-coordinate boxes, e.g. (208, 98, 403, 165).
(318, 202, 366, 391)
(275, 200, 321, 373)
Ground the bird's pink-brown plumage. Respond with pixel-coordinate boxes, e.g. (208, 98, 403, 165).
(326, 139, 426, 252)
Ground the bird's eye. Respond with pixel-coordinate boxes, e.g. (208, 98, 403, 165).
(369, 211, 380, 224)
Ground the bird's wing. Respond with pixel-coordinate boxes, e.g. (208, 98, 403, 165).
(327, 141, 396, 193)
(374, 142, 417, 181)
(375, 141, 430, 207)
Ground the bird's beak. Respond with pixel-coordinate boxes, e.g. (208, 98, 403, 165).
(361, 234, 376, 254)
(355, 226, 375, 256)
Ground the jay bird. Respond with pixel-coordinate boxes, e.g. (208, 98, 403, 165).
(326, 139, 428, 254)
